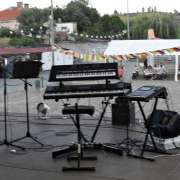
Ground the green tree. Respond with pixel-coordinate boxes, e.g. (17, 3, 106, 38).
(130, 12, 178, 39)
(0, 27, 12, 37)
(95, 15, 125, 35)
(9, 36, 36, 47)
(63, 0, 100, 32)
(17, 8, 49, 36)
(53, 6, 64, 22)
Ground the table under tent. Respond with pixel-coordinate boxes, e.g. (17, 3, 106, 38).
(104, 39, 180, 81)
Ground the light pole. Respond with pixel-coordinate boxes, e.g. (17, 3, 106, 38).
(50, 0, 55, 65)
(126, 0, 130, 39)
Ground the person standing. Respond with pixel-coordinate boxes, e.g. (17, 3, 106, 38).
(118, 65, 124, 78)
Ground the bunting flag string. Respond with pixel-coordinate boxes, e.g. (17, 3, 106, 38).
(72, 30, 127, 41)
(54, 44, 180, 63)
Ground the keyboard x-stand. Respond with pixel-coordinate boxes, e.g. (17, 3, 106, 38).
(124, 85, 170, 161)
(44, 62, 131, 157)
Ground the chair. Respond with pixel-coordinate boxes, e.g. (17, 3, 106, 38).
(61, 103, 97, 171)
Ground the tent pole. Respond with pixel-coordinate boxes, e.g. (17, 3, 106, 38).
(175, 54, 178, 81)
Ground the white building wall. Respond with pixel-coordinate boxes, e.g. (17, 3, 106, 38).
(55, 22, 77, 34)
(0, 20, 19, 30)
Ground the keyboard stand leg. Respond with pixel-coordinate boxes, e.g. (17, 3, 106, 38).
(69, 114, 89, 142)
(62, 103, 96, 171)
(128, 99, 169, 161)
(90, 97, 110, 143)
(62, 103, 89, 143)
(52, 145, 76, 159)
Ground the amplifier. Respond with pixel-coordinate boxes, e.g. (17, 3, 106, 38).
(111, 101, 135, 126)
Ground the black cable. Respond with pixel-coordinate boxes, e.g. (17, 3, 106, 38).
(0, 116, 147, 134)
(0, 113, 111, 122)
(8, 119, 143, 146)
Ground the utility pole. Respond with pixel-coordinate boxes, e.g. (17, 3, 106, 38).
(50, 0, 55, 65)
(126, 0, 130, 39)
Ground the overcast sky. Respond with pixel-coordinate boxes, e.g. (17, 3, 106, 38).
(1, 0, 180, 15)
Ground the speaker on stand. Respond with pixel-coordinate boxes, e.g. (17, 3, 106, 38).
(112, 99, 135, 126)
(111, 98, 136, 153)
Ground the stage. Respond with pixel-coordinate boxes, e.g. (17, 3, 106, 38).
(0, 79, 180, 179)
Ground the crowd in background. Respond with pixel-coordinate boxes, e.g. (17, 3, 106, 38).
(143, 63, 167, 80)
(118, 60, 168, 81)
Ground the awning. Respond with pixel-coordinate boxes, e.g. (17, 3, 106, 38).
(0, 46, 51, 56)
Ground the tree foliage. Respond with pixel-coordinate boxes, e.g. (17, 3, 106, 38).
(130, 12, 178, 39)
(9, 36, 36, 47)
(62, 0, 100, 32)
(96, 15, 125, 35)
(53, 7, 64, 22)
(17, 8, 49, 35)
(1, 1, 179, 46)
(0, 27, 12, 37)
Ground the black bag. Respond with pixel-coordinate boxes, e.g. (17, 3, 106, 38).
(149, 110, 180, 138)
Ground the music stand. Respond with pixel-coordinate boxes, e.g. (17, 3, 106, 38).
(10, 61, 44, 147)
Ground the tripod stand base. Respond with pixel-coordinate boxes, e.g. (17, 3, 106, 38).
(67, 155, 97, 161)
(103, 144, 123, 156)
(52, 145, 77, 159)
(52, 144, 97, 172)
(127, 152, 155, 161)
(1, 139, 25, 150)
(10, 132, 44, 148)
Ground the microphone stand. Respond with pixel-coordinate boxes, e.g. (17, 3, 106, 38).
(0, 59, 24, 150)
(10, 78, 44, 146)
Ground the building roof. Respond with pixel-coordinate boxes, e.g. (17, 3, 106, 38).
(0, 7, 22, 21)
(0, 47, 51, 56)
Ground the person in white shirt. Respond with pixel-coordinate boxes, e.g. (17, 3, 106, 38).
(156, 64, 167, 79)
(132, 65, 139, 79)
(143, 65, 153, 79)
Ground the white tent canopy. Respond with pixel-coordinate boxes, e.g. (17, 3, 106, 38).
(104, 39, 180, 81)
(105, 39, 180, 55)
(41, 51, 73, 71)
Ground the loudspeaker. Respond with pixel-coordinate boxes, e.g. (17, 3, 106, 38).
(112, 101, 135, 126)
(150, 110, 180, 138)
